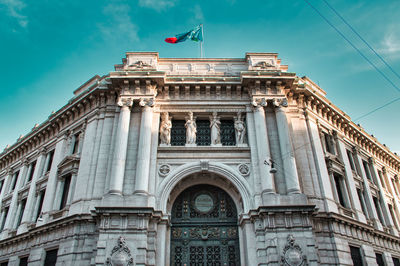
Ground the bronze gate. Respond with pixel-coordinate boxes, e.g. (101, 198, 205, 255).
(170, 185, 241, 266)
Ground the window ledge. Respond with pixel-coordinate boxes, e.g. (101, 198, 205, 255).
(50, 207, 69, 220)
(338, 206, 354, 218)
(158, 145, 250, 151)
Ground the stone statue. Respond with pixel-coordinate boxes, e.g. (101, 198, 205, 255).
(159, 112, 172, 145)
(234, 112, 246, 145)
(209, 111, 221, 145)
(185, 112, 197, 144)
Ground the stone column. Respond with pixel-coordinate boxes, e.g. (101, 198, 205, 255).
(135, 98, 154, 194)
(156, 221, 167, 265)
(18, 151, 46, 233)
(109, 97, 133, 195)
(252, 99, 275, 195)
(385, 169, 400, 230)
(0, 171, 11, 210)
(273, 99, 301, 194)
(353, 148, 382, 230)
(369, 158, 398, 235)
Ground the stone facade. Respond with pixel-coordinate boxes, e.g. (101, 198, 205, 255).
(0, 52, 399, 265)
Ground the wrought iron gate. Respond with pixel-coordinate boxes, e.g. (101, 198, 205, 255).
(170, 185, 241, 266)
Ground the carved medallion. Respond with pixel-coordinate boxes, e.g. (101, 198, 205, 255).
(158, 164, 170, 177)
(238, 164, 250, 177)
(106, 236, 133, 266)
(281, 235, 307, 266)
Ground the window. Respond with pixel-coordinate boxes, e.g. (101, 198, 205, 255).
(373, 196, 385, 225)
(357, 188, 369, 219)
(45, 150, 55, 173)
(376, 253, 385, 266)
(393, 257, 400, 266)
(377, 170, 385, 188)
(392, 179, 399, 196)
(388, 204, 399, 229)
(16, 199, 26, 228)
(196, 120, 211, 146)
(35, 190, 45, 221)
(0, 180, 4, 195)
(362, 160, 372, 181)
(171, 120, 186, 146)
(220, 120, 236, 146)
(346, 150, 356, 171)
(72, 133, 81, 154)
(59, 174, 72, 210)
(350, 246, 363, 266)
(10, 171, 19, 192)
(0, 207, 9, 231)
(26, 160, 36, 183)
(323, 132, 335, 154)
(0, 261, 8, 266)
(19, 256, 28, 266)
(44, 249, 58, 266)
(333, 173, 349, 208)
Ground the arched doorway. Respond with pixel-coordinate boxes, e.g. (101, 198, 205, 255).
(170, 184, 241, 265)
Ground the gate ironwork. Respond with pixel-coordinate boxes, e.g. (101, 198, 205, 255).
(171, 185, 241, 266)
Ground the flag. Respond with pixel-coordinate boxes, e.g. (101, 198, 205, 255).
(165, 25, 203, 44)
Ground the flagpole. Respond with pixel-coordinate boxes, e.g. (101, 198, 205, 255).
(200, 24, 204, 58)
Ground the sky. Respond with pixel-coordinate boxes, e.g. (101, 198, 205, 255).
(0, 0, 400, 154)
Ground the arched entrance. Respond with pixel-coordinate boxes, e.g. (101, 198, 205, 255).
(170, 184, 241, 265)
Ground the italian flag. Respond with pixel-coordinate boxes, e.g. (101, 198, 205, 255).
(165, 25, 203, 44)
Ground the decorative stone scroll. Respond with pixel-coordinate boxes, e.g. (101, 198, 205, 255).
(106, 236, 134, 266)
(281, 235, 307, 266)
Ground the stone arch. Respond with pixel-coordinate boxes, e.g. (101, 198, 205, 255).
(157, 161, 254, 215)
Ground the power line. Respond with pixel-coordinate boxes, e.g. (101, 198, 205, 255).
(354, 96, 400, 121)
(303, 0, 400, 93)
(322, 0, 400, 82)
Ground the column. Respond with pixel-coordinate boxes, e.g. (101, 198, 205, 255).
(135, 98, 154, 194)
(385, 168, 400, 231)
(274, 101, 301, 194)
(18, 151, 46, 233)
(252, 100, 275, 195)
(353, 148, 382, 230)
(0, 171, 11, 210)
(369, 158, 398, 235)
(156, 222, 167, 265)
(109, 97, 133, 195)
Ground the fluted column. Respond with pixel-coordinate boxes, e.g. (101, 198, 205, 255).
(109, 98, 133, 195)
(252, 99, 275, 195)
(135, 98, 154, 194)
(274, 99, 301, 194)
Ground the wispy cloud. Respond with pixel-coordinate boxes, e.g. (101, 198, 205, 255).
(192, 4, 203, 21)
(138, 0, 175, 12)
(98, 3, 138, 43)
(379, 30, 400, 59)
(0, 0, 28, 28)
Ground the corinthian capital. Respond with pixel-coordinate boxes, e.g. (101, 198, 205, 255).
(251, 97, 267, 110)
(117, 97, 133, 108)
(139, 97, 155, 107)
(272, 97, 288, 108)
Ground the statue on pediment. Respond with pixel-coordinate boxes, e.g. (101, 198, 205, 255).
(185, 112, 197, 144)
(234, 112, 246, 145)
(210, 112, 221, 145)
(160, 112, 172, 145)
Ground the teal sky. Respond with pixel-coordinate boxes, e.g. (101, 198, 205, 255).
(1, 0, 400, 153)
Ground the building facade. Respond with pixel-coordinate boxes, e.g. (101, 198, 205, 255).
(0, 52, 400, 265)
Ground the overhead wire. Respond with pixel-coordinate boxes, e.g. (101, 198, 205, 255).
(303, 0, 400, 121)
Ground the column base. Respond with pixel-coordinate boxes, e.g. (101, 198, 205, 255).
(159, 143, 171, 147)
(108, 190, 123, 196)
(185, 144, 197, 147)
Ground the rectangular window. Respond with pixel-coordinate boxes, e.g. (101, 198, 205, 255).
(346, 150, 356, 171)
(323, 132, 334, 154)
(392, 179, 399, 196)
(59, 175, 72, 210)
(377, 170, 385, 188)
(362, 160, 372, 181)
(393, 257, 400, 266)
(171, 120, 186, 146)
(0, 261, 8, 266)
(1, 207, 9, 231)
(26, 160, 36, 183)
(357, 188, 369, 218)
(72, 133, 80, 154)
(44, 249, 58, 266)
(16, 199, 26, 228)
(388, 204, 399, 229)
(334, 173, 348, 208)
(196, 120, 211, 146)
(10, 171, 19, 192)
(350, 246, 363, 266)
(220, 120, 236, 146)
(373, 196, 385, 225)
(19, 256, 28, 266)
(45, 150, 55, 173)
(36, 190, 45, 221)
(0, 180, 4, 195)
(376, 253, 385, 266)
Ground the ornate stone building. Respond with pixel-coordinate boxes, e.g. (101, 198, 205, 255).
(0, 52, 400, 265)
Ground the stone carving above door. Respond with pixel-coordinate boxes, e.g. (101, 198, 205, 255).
(106, 236, 134, 266)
